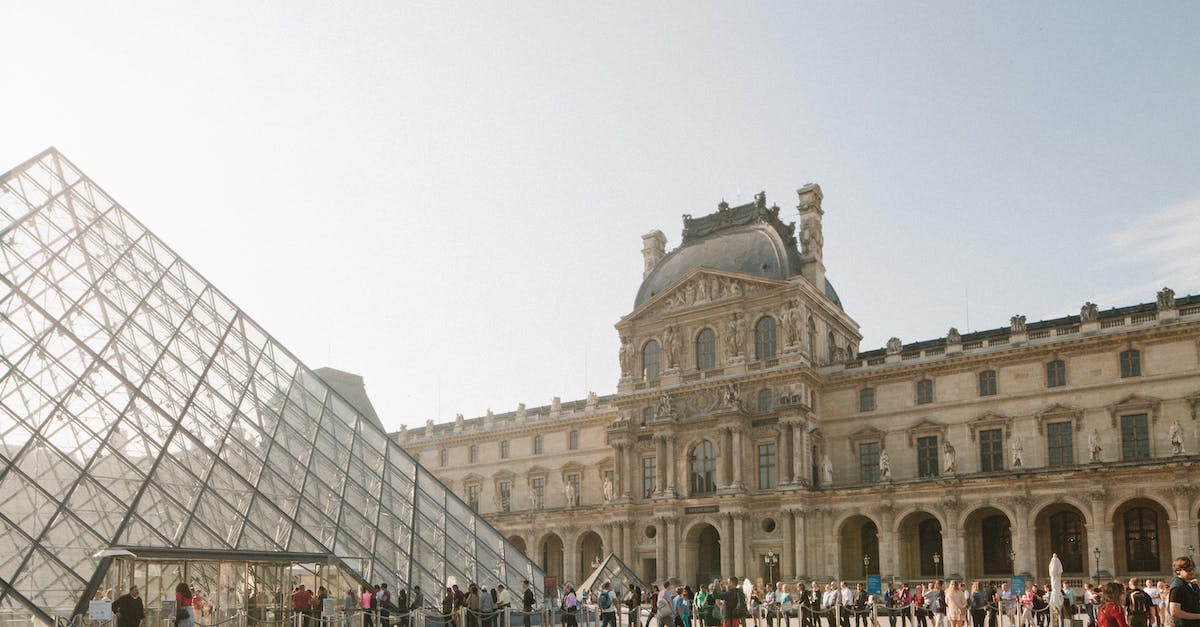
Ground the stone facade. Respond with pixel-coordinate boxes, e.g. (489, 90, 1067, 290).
(394, 189, 1200, 588)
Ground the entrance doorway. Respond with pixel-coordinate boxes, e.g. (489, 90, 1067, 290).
(696, 525, 721, 585)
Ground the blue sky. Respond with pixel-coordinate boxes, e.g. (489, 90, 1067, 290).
(2, 2, 1197, 430)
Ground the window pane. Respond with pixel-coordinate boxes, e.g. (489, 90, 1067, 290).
(979, 370, 997, 396)
(917, 436, 939, 477)
(696, 329, 716, 371)
(642, 457, 656, 499)
(757, 389, 772, 412)
(1047, 421, 1074, 467)
(980, 428, 1003, 471)
(859, 442, 880, 483)
(758, 443, 776, 490)
(1046, 360, 1066, 387)
(755, 317, 777, 361)
(1121, 414, 1149, 460)
(643, 341, 660, 381)
(859, 388, 875, 412)
(690, 441, 717, 495)
(1121, 350, 1141, 378)
(916, 380, 933, 405)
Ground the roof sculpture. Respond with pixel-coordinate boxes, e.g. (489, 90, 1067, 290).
(0, 148, 544, 622)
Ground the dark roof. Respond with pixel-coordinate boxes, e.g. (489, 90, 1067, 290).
(634, 195, 842, 309)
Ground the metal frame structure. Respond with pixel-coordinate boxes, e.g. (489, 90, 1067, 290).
(0, 148, 545, 623)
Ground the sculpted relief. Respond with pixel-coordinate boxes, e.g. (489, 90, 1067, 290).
(655, 275, 764, 314)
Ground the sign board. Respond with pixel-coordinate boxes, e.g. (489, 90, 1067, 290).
(545, 577, 558, 605)
(867, 576, 881, 595)
(1011, 577, 1025, 596)
(323, 598, 336, 617)
(161, 600, 177, 621)
(89, 600, 114, 621)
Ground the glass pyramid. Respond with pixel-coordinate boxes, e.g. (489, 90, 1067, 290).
(0, 148, 544, 622)
(578, 553, 646, 599)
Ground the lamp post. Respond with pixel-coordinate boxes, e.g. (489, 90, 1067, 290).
(764, 551, 779, 584)
(1093, 547, 1101, 577)
(933, 553, 941, 579)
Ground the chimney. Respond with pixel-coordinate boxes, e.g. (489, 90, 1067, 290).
(797, 184, 825, 294)
(641, 230, 667, 279)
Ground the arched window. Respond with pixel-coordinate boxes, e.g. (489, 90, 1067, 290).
(642, 340, 660, 381)
(861, 521, 879, 576)
(981, 515, 1013, 574)
(1124, 507, 1161, 571)
(918, 518, 944, 576)
(689, 440, 718, 495)
(757, 389, 772, 412)
(807, 316, 816, 356)
(695, 328, 716, 370)
(827, 331, 837, 363)
(1049, 511, 1084, 572)
(755, 317, 777, 361)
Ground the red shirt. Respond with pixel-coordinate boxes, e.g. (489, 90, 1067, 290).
(1098, 603, 1129, 627)
(176, 592, 193, 608)
(294, 589, 313, 611)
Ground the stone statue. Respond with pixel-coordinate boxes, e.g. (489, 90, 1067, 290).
(943, 441, 957, 474)
(782, 300, 803, 346)
(662, 325, 680, 369)
(618, 335, 634, 377)
(696, 278, 709, 302)
(799, 215, 823, 258)
(727, 278, 742, 297)
(1081, 302, 1099, 322)
(821, 454, 833, 485)
(602, 476, 614, 503)
(1011, 435, 1024, 469)
(564, 479, 577, 508)
(1169, 420, 1185, 454)
(722, 384, 741, 408)
(1088, 428, 1102, 462)
(947, 327, 962, 344)
(725, 314, 743, 357)
(878, 449, 891, 481)
(886, 337, 902, 354)
(1010, 315, 1027, 334)
(656, 393, 674, 417)
(1158, 287, 1176, 310)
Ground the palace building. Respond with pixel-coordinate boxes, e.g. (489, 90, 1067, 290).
(396, 186, 1200, 588)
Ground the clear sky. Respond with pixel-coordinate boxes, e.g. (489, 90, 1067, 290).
(3, 2, 1198, 432)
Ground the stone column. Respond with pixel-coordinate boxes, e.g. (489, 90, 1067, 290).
(565, 532, 580, 584)
(721, 513, 735, 576)
(1010, 496, 1033, 577)
(942, 501, 964, 579)
(666, 515, 679, 578)
(719, 428, 732, 488)
(665, 435, 677, 497)
(623, 520, 635, 564)
(624, 443, 636, 499)
(878, 505, 896, 579)
(656, 436, 668, 495)
(1088, 491, 1114, 576)
(792, 422, 805, 484)
(614, 443, 626, 498)
(793, 509, 808, 578)
(731, 428, 745, 488)
(662, 516, 672, 576)
(734, 513, 747, 576)
(779, 423, 793, 485)
(782, 509, 797, 578)
(1171, 486, 1198, 563)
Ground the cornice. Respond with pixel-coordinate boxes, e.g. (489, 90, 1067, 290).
(401, 409, 620, 446)
(824, 318, 1200, 387)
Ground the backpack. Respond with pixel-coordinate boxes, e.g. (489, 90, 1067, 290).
(600, 592, 613, 610)
(1128, 591, 1150, 616)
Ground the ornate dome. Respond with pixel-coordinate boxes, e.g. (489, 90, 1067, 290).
(634, 195, 842, 309)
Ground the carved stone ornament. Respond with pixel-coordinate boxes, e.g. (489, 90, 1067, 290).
(1169, 420, 1185, 454)
(947, 327, 962, 344)
(1157, 286, 1176, 310)
(1010, 315, 1027, 334)
(658, 274, 765, 313)
(886, 337, 903, 354)
(1080, 302, 1099, 322)
(618, 334, 635, 377)
(655, 393, 675, 418)
(662, 325, 680, 369)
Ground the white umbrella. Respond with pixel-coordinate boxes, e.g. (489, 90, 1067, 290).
(1048, 553, 1064, 624)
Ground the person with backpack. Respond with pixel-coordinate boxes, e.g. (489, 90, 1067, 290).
(1129, 579, 1153, 627)
(598, 582, 618, 627)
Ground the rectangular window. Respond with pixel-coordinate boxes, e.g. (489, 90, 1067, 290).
(467, 484, 480, 512)
(916, 436, 939, 477)
(758, 443, 777, 490)
(642, 457, 657, 498)
(499, 481, 511, 512)
(916, 379, 933, 405)
(500, 440, 510, 459)
(757, 389, 772, 412)
(533, 435, 543, 454)
(531, 477, 545, 510)
(859, 442, 880, 483)
(1121, 413, 1150, 460)
(979, 370, 997, 396)
(439, 449, 448, 467)
(1046, 360, 1066, 387)
(1121, 350, 1142, 378)
(979, 428, 1004, 471)
(859, 388, 875, 412)
(468, 445, 478, 463)
(1046, 421, 1074, 467)
(569, 430, 579, 450)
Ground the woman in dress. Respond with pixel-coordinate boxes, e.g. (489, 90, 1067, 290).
(175, 583, 194, 627)
(945, 581, 966, 627)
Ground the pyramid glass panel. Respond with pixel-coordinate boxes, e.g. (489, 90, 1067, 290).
(0, 149, 546, 623)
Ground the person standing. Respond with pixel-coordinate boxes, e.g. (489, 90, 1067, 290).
(522, 581, 537, 627)
(494, 585, 509, 627)
(176, 583, 195, 627)
(598, 582, 618, 627)
(969, 582, 987, 627)
(113, 586, 145, 627)
(562, 585, 579, 627)
(1097, 583, 1128, 627)
(1129, 579, 1153, 627)
(1169, 556, 1200, 627)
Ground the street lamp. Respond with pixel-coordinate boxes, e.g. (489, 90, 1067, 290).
(933, 553, 941, 579)
(764, 551, 779, 584)
(1093, 548, 1101, 577)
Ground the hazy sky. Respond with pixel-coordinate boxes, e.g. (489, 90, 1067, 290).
(3, 2, 1198, 432)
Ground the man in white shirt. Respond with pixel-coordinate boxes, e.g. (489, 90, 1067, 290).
(823, 584, 840, 627)
(840, 583, 854, 627)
